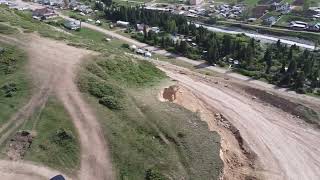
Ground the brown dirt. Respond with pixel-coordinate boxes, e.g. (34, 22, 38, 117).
(0, 34, 114, 180)
(7, 131, 33, 161)
(153, 60, 320, 180)
(160, 85, 257, 180)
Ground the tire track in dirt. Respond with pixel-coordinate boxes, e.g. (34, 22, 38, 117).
(0, 34, 114, 180)
(155, 63, 320, 180)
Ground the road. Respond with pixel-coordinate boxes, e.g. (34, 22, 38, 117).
(153, 60, 320, 180)
(0, 34, 114, 180)
(196, 24, 316, 49)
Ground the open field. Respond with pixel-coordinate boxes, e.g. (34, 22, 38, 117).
(23, 97, 80, 175)
(0, 42, 31, 127)
(78, 54, 223, 179)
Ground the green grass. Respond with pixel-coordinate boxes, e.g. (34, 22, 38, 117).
(243, 0, 260, 6)
(0, 42, 31, 126)
(78, 54, 223, 179)
(0, 7, 68, 40)
(0, 23, 19, 35)
(24, 97, 80, 174)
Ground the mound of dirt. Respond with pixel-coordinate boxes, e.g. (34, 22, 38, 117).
(7, 131, 33, 161)
(161, 85, 179, 102)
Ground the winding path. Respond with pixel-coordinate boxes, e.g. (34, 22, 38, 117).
(0, 34, 114, 180)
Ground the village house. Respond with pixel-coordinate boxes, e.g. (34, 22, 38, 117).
(189, 0, 202, 5)
(263, 16, 277, 26)
(32, 8, 57, 20)
(136, 24, 149, 32)
(116, 20, 130, 27)
(272, 2, 291, 14)
(309, 23, 320, 31)
(290, 21, 308, 30)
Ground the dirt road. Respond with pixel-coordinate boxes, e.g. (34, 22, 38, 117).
(0, 159, 71, 180)
(155, 62, 320, 180)
(0, 34, 114, 180)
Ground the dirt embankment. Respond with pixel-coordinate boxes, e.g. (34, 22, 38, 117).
(159, 85, 258, 180)
(154, 60, 320, 180)
(240, 86, 320, 127)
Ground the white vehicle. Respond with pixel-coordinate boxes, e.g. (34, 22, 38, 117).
(144, 52, 152, 57)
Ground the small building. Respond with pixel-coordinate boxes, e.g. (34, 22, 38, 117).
(309, 23, 320, 31)
(150, 27, 160, 33)
(116, 20, 129, 27)
(32, 8, 56, 20)
(136, 24, 149, 32)
(64, 20, 81, 30)
(189, 0, 203, 5)
(312, 14, 320, 18)
(272, 2, 290, 13)
(290, 23, 307, 30)
(290, 21, 308, 30)
(263, 16, 277, 26)
(0, 0, 9, 5)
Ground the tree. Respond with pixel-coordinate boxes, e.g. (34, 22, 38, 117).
(178, 40, 188, 54)
(102, 0, 112, 7)
(264, 48, 272, 74)
(287, 59, 297, 75)
(222, 35, 232, 56)
(294, 71, 305, 89)
(303, 0, 310, 12)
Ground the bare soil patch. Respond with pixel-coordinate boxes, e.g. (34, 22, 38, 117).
(7, 131, 33, 161)
(159, 84, 257, 180)
(153, 60, 320, 180)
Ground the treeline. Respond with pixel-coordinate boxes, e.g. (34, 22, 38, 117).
(103, 5, 320, 94)
(104, 6, 258, 62)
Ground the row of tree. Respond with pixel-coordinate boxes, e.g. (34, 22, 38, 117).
(103, 5, 320, 94)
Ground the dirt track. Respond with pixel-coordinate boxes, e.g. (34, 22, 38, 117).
(155, 62, 320, 180)
(0, 34, 114, 180)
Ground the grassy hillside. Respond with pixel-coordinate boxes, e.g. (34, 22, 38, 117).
(0, 42, 31, 126)
(23, 97, 80, 175)
(78, 54, 223, 179)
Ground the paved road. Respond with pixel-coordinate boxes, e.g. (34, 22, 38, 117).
(197, 24, 316, 50)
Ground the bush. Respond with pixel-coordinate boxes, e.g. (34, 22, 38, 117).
(1, 82, 17, 97)
(87, 80, 123, 98)
(121, 43, 130, 49)
(99, 96, 122, 110)
(145, 169, 167, 180)
(51, 128, 75, 145)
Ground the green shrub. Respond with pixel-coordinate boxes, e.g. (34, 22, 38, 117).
(121, 43, 130, 49)
(145, 169, 167, 180)
(51, 128, 75, 145)
(87, 79, 123, 98)
(1, 82, 17, 97)
(99, 96, 122, 110)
